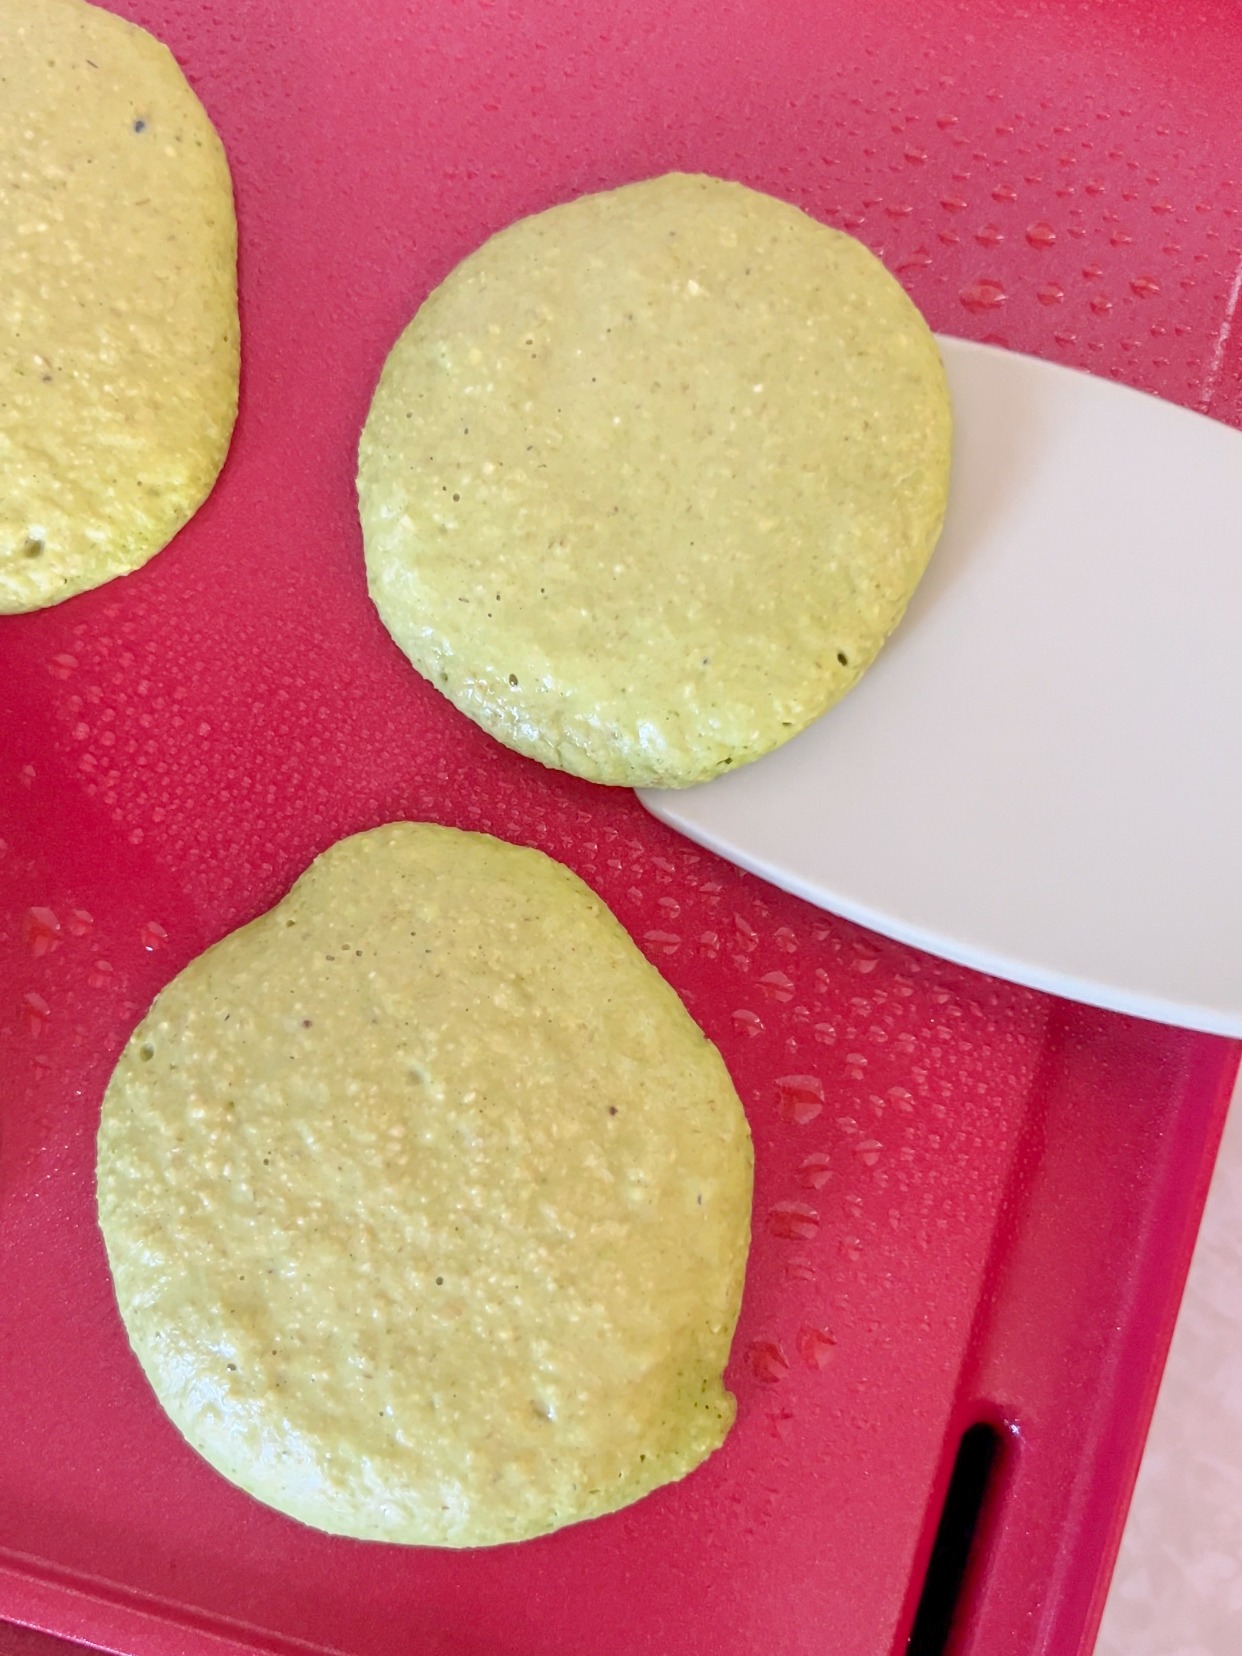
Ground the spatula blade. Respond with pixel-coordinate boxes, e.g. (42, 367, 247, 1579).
(640, 336, 1242, 1036)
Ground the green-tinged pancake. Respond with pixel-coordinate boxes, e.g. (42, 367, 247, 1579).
(0, 0, 238, 612)
(358, 172, 951, 786)
(97, 823, 753, 1546)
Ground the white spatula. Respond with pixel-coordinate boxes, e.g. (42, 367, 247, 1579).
(639, 336, 1242, 1036)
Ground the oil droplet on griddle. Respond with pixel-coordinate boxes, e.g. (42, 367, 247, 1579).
(642, 930, 680, 957)
(748, 1340, 790, 1383)
(755, 973, 791, 1008)
(768, 1201, 820, 1241)
(766, 1406, 795, 1440)
(23, 907, 61, 956)
(732, 914, 759, 951)
(896, 247, 933, 275)
(22, 991, 50, 1037)
(959, 279, 1008, 313)
(798, 1152, 833, 1190)
(776, 1074, 824, 1124)
(797, 1326, 837, 1370)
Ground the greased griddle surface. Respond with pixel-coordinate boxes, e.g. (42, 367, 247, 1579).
(1, 2, 1240, 1653)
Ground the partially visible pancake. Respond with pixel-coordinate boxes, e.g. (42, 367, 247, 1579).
(358, 172, 951, 788)
(0, 0, 239, 613)
(96, 823, 753, 1546)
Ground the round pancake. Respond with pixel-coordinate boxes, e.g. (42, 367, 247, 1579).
(358, 172, 951, 788)
(0, 0, 239, 614)
(96, 823, 753, 1546)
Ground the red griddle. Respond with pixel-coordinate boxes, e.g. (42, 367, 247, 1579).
(2, 1, 1241, 1652)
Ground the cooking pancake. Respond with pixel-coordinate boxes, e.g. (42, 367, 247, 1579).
(358, 172, 951, 787)
(96, 822, 753, 1546)
(0, 0, 239, 613)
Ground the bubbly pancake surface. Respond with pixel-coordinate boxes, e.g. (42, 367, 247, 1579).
(97, 823, 753, 1546)
(359, 172, 951, 787)
(0, 0, 239, 613)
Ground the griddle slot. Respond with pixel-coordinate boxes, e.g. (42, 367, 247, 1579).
(906, 1422, 1002, 1656)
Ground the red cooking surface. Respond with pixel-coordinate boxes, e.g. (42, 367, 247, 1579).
(2, 2, 1241, 1653)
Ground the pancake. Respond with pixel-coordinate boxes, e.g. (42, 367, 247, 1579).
(0, 0, 239, 613)
(96, 823, 753, 1546)
(358, 172, 951, 787)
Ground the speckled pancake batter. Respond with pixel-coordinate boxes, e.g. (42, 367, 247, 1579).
(96, 823, 753, 1546)
(0, 0, 239, 613)
(358, 172, 951, 788)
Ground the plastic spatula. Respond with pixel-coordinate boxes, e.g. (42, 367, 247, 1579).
(640, 336, 1242, 1035)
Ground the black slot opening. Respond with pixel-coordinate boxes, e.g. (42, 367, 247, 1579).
(906, 1422, 1003, 1656)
